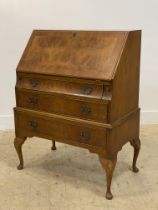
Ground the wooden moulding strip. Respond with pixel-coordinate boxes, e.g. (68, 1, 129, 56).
(16, 72, 111, 85)
(14, 107, 140, 129)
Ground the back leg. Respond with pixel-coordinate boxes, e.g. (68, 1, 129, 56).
(51, 140, 56, 150)
(130, 138, 141, 172)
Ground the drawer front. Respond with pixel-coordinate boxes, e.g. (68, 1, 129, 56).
(16, 75, 103, 99)
(16, 89, 107, 122)
(14, 109, 106, 147)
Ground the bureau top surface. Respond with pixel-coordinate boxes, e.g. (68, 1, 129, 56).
(17, 30, 130, 81)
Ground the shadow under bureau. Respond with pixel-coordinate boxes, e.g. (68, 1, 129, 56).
(14, 30, 141, 199)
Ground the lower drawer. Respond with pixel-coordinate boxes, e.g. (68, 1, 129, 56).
(14, 108, 107, 147)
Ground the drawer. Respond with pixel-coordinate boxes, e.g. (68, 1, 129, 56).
(16, 89, 108, 122)
(16, 74, 103, 99)
(14, 108, 106, 147)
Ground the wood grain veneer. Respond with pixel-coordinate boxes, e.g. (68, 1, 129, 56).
(14, 30, 141, 200)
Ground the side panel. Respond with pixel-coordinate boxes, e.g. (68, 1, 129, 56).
(106, 109, 140, 158)
(109, 31, 141, 122)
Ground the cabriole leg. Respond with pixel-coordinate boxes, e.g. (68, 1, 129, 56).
(99, 155, 117, 200)
(51, 140, 56, 150)
(130, 138, 141, 173)
(14, 137, 26, 170)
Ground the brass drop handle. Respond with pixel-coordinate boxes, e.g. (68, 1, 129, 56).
(30, 79, 39, 88)
(80, 131, 90, 142)
(28, 96, 38, 106)
(81, 105, 91, 115)
(82, 87, 93, 95)
(29, 120, 38, 129)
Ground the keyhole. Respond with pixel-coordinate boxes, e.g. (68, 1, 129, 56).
(72, 32, 77, 38)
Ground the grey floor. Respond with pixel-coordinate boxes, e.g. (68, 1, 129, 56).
(0, 125, 158, 210)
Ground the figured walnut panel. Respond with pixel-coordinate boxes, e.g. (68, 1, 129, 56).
(17, 30, 128, 81)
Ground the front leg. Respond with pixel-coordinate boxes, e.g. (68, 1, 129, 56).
(99, 155, 117, 200)
(14, 137, 26, 170)
(130, 138, 141, 173)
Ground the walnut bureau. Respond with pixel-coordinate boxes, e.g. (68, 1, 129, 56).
(14, 30, 141, 200)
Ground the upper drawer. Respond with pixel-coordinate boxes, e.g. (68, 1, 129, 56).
(16, 74, 103, 99)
